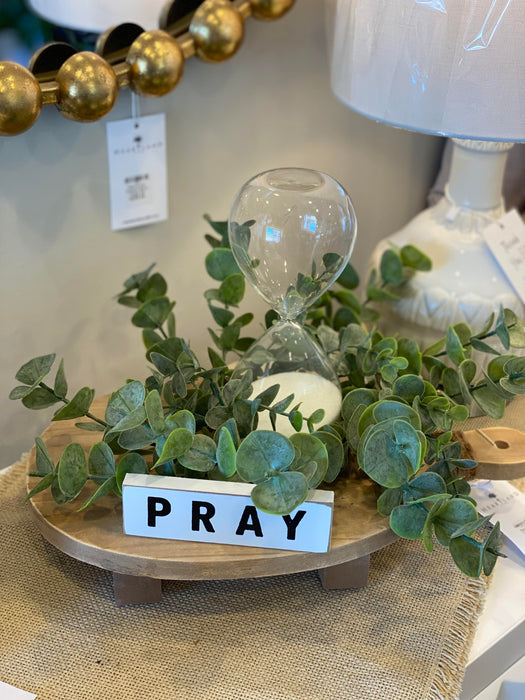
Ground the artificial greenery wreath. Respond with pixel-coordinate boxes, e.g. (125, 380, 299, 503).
(11, 215, 525, 578)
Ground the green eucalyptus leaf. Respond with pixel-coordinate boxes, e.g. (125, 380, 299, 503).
(9, 385, 33, 400)
(289, 433, 329, 488)
(88, 442, 116, 477)
(105, 381, 145, 425)
(22, 386, 60, 409)
(449, 404, 469, 422)
(400, 244, 431, 271)
(178, 434, 217, 472)
(57, 443, 87, 499)
(132, 297, 174, 329)
(495, 306, 510, 350)
(77, 476, 117, 511)
(341, 388, 378, 423)
(508, 315, 525, 348)
(53, 359, 68, 399)
(405, 472, 447, 501)
(51, 476, 73, 504)
(433, 498, 478, 542)
(337, 263, 359, 289)
(15, 353, 56, 386)
(390, 502, 428, 539)
(209, 305, 235, 328)
(471, 384, 506, 419)
(346, 404, 367, 452)
(368, 400, 420, 432)
(35, 436, 55, 475)
(107, 405, 146, 434)
(167, 311, 176, 338)
(136, 272, 167, 302)
(482, 522, 502, 575)
(442, 368, 461, 398)
(118, 425, 155, 450)
(155, 427, 194, 466)
(216, 426, 237, 477)
(206, 247, 240, 281)
(396, 338, 422, 375)
(25, 472, 55, 503)
(52, 387, 95, 421)
(116, 453, 148, 493)
(205, 406, 234, 430)
(289, 410, 303, 432)
(271, 393, 295, 414)
(359, 427, 412, 488)
(392, 374, 425, 403)
(218, 274, 245, 306)
(254, 383, 280, 407)
(142, 329, 163, 350)
(366, 286, 400, 302)
(448, 536, 483, 577)
(446, 326, 465, 366)
(251, 472, 308, 515)
(312, 431, 344, 483)
(121, 263, 156, 293)
(150, 352, 177, 376)
(450, 514, 492, 539)
(470, 338, 500, 355)
(145, 390, 166, 434)
(236, 431, 294, 483)
(377, 486, 403, 516)
(380, 249, 403, 285)
(118, 295, 142, 308)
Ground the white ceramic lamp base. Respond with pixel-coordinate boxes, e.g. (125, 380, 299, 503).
(369, 140, 524, 352)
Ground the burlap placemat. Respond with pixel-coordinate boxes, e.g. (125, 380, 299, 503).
(1, 398, 523, 700)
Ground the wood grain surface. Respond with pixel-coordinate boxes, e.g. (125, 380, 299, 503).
(26, 397, 398, 581)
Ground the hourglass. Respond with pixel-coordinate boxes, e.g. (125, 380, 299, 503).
(229, 168, 357, 436)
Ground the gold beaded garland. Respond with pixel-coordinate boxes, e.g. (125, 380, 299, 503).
(249, 0, 295, 21)
(0, 62, 42, 136)
(56, 52, 118, 123)
(127, 30, 185, 97)
(190, 0, 244, 64)
(0, 1, 293, 135)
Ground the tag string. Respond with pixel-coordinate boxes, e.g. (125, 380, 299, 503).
(131, 92, 141, 127)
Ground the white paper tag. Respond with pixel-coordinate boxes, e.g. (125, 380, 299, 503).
(0, 680, 37, 699)
(482, 209, 525, 304)
(106, 114, 168, 231)
(470, 480, 525, 557)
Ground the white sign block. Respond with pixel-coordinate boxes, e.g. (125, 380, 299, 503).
(122, 474, 334, 553)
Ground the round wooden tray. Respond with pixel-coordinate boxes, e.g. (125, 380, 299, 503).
(27, 397, 398, 583)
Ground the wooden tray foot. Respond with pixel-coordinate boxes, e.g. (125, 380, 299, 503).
(318, 554, 370, 590)
(112, 572, 163, 606)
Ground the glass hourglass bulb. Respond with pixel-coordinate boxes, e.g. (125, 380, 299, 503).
(229, 167, 357, 436)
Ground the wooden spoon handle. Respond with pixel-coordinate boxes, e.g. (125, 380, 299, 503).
(459, 427, 525, 481)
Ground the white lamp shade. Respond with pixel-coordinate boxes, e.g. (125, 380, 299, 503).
(27, 0, 166, 33)
(328, 0, 525, 141)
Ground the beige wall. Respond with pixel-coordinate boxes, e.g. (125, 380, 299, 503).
(0, 0, 442, 466)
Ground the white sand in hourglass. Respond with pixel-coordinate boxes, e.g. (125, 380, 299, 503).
(252, 371, 342, 437)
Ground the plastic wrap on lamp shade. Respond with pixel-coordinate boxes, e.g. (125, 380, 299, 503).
(327, 0, 525, 142)
(27, 0, 166, 32)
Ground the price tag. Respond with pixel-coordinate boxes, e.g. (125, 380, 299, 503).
(470, 480, 525, 558)
(106, 114, 168, 231)
(482, 209, 525, 305)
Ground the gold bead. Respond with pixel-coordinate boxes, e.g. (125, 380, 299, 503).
(0, 62, 42, 136)
(249, 0, 295, 21)
(127, 30, 185, 97)
(56, 52, 118, 122)
(190, 0, 244, 64)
